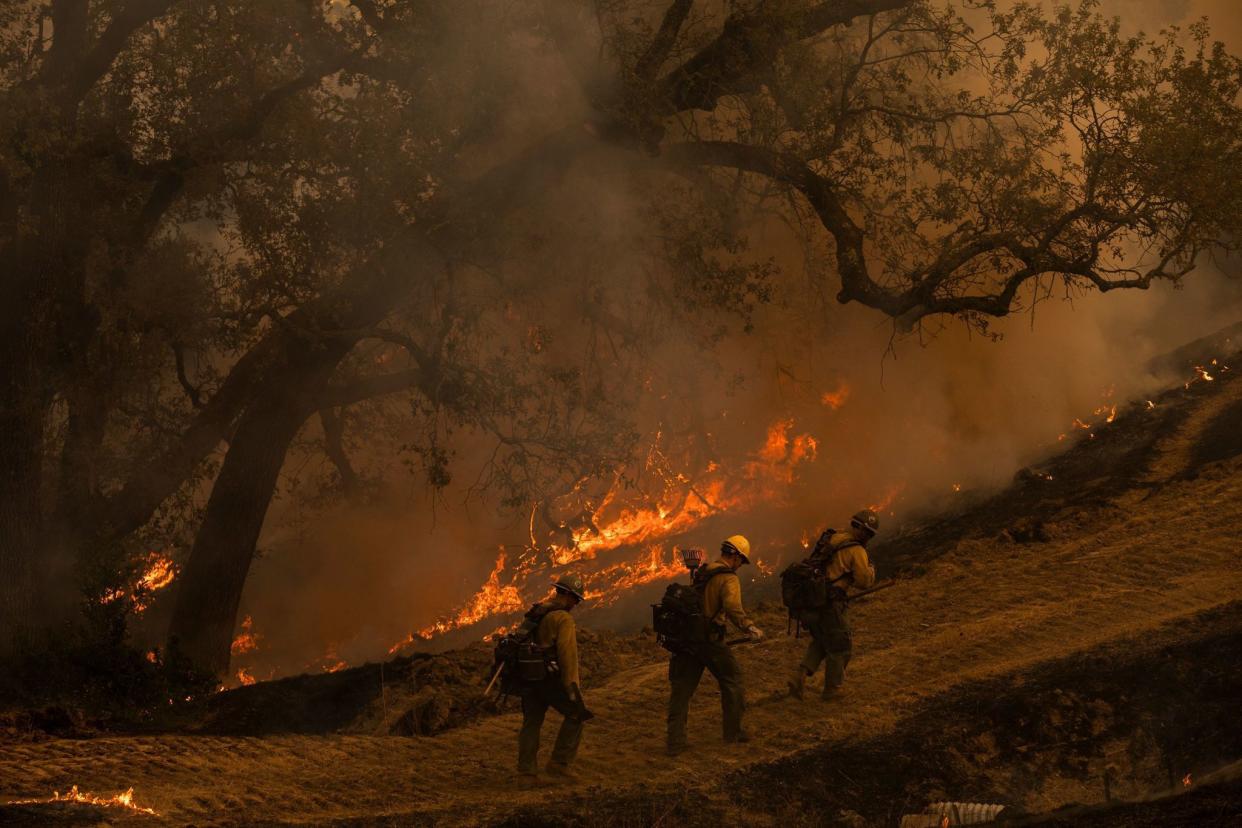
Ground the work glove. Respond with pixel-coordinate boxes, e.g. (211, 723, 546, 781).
(569, 682, 595, 722)
(746, 625, 765, 641)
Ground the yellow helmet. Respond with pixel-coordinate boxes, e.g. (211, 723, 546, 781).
(721, 534, 752, 564)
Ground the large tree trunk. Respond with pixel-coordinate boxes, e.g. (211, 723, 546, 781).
(166, 337, 353, 676)
(165, 235, 440, 677)
(0, 159, 89, 659)
(0, 361, 49, 661)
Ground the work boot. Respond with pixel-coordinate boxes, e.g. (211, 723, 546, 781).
(516, 772, 542, 789)
(788, 667, 807, 700)
(545, 761, 578, 781)
(821, 684, 842, 701)
(666, 741, 688, 757)
(724, 731, 751, 744)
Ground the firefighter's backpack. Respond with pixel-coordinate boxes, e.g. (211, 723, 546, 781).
(652, 568, 728, 653)
(780, 530, 858, 614)
(492, 604, 558, 689)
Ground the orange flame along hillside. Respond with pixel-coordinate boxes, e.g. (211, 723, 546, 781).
(389, 418, 820, 653)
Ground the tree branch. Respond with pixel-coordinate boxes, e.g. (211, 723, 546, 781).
(635, 0, 694, 82)
(53, 0, 177, 105)
(318, 368, 425, 410)
(130, 48, 368, 246)
(319, 407, 360, 493)
(655, 0, 910, 114)
(172, 341, 203, 409)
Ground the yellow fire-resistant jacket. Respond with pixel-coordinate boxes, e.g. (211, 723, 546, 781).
(700, 560, 754, 632)
(535, 608, 579, 690)
(823, 531, 876, 593)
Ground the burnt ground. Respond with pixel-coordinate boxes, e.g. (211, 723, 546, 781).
(3, 348, 1242, 826)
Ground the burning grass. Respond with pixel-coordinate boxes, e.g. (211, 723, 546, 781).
(387, 417, 822, 653)
(6, 785, 159, 816)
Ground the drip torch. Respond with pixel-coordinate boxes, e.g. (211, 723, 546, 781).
(678, 546, 705, 576)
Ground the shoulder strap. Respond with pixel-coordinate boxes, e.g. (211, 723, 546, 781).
(692, 566, 731, 594)
(516, 603, 552, 640)
(807, 530, 858, 562)
(826, 539, 863, 584)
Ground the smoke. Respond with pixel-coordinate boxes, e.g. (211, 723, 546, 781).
(179, 0, 1242, 678)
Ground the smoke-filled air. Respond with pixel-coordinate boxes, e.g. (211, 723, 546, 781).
(4, 1, 1242, 825)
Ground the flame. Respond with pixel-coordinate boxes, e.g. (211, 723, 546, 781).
(6, 785, 159, 816)
(1186, 360, 1227, 388)
(867, 482, 905, 515)
(1183, 772, 1193, 787)
(820, 382, 850, 411)
(137, 554, 176, 594)
(236, 667, 256, 686)
(389, 417, 819, 651)
(951, 483, 962, 493)
(1062, 393, 1119, 442)
(100, 552, 176, 613)
(582, 546, 685, 604)
(231, 615, 261, 655)
(1146, 400, 1156, 410)
(393, 549, 526, 649)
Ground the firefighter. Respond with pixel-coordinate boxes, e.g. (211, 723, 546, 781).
(666, 535, 764, 756)
(517, 574, 592, 785)
(788, 509, 878, 700)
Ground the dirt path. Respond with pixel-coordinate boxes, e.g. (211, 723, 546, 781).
(5, 414, 1242, 825)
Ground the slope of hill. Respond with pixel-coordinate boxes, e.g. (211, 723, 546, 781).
(3, 351, 1241, 826)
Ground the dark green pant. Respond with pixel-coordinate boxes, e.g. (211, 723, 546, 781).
(517, 678, 584, 773)
(799, 598, 852, 692)
(667, 636, 745, 748)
